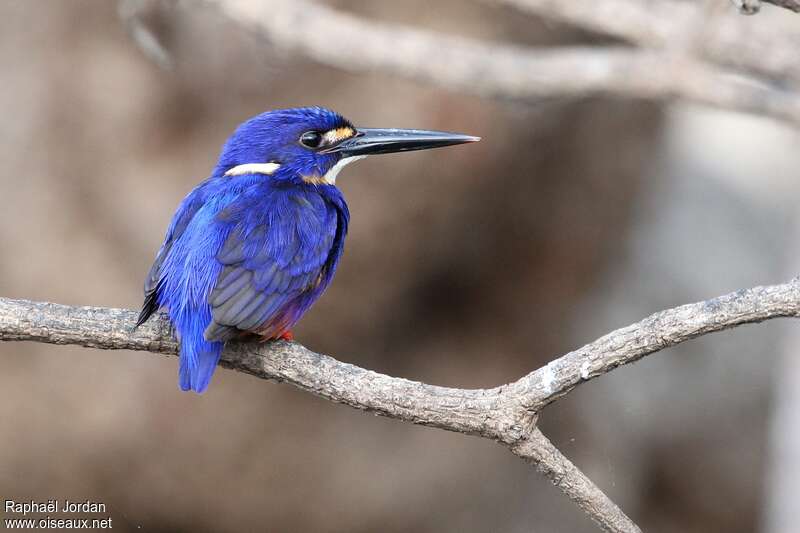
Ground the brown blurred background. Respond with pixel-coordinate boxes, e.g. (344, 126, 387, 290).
(1, 1, 799, 532)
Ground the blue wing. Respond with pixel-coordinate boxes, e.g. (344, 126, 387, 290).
(204, 188, 343, 341)
(136, 184, 208, 328)
(136, 180, 348, 394)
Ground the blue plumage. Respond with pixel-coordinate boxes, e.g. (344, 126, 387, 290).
(137, 106, 478, 393)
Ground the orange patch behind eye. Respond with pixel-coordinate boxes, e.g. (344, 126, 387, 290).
(301, 174, 327, 186)
(323, 127, 355, 145)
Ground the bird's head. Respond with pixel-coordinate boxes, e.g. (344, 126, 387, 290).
(213, 107, 479, 186)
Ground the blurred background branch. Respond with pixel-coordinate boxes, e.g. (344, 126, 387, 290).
(731, 0, 800, 14)
(202, 0, 800, 124)
(487, 0, 800, 80)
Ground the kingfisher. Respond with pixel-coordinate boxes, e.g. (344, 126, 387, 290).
(135, 107, 479, 393)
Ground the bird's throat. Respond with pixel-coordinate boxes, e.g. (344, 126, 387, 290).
(301, 156, 366, 186)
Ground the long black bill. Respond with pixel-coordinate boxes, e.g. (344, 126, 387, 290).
(326, 128, 480, 156)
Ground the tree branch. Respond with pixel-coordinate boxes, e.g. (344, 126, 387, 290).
(509, 279, 800, 411)
(731, 0, 800, 14)
(207, 0, 800, 126)
(2, 279, 799, 531)
(513, 429, 642, 533)
(484, 0, 691, 46)
(770, 0, 800, 12)
(484, 0, 800, 83)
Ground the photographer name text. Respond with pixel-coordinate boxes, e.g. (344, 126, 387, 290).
(5, 500, 106, 516)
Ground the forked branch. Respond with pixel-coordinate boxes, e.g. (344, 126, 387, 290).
(2, 279, 799, 532)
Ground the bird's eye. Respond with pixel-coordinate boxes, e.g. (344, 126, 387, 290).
(299, 131, 323, 149)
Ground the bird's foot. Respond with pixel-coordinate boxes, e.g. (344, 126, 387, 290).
(255, 330, 294, 343)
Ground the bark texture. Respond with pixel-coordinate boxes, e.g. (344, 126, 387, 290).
(2, 279, 799, 532)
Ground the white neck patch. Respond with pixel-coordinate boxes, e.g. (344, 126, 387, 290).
(224, 162, 281, 177)
(323, 156, 366, 185)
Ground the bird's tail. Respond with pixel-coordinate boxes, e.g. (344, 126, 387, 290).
(178, 316, 223, 394)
